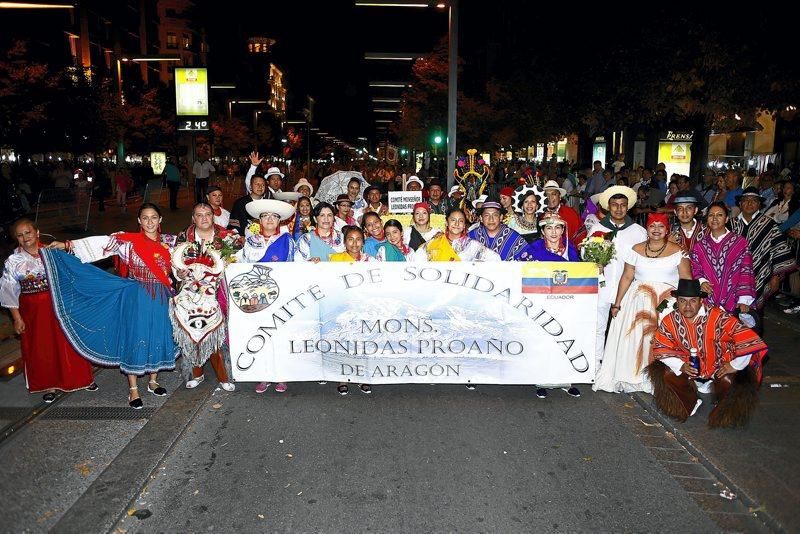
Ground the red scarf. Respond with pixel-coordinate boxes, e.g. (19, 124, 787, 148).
(212, 206, 222, 217)
(113, 231, 172, 289)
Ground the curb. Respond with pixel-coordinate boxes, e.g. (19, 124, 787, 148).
(631, 392, 785, 534)
(764, 308, 800, 334)
(52, 381, 214, 533)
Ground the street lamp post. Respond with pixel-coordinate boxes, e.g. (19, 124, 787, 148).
(446, 0, 458, 191)
(357, 1, 458, 189)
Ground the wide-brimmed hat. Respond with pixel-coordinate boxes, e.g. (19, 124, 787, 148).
(597, 185, 637, 210)
(265, 166, 285, 179)
(405, 176, 424, 190)
(474, 194, 488, 206)
(538, 213, 567, 228)
(334, 194, 354, 206)
(670, 279, 708, 299)
(363, 185, 381, 198)
(542, 179, 567, 197)
(293, 178, 314, 195)
(735, 186, 765, 206)
(245, 198, 295, 220)
(273, 191, 302, 202)
(449, 185, 464, 197)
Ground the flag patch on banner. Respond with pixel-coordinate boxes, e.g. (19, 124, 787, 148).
(520, 262, 598, 294)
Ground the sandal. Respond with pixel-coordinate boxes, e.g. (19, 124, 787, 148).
(148, 381, 167, 396)
(337, 384, 349, 396)
(128, 386, 143, 410)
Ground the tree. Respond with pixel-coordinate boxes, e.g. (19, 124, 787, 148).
(212, 118, 250, 156)
(0, 40, 55, 152)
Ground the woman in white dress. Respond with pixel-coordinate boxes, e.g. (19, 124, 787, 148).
(593, 213, 692, 393)
(414, 208, 500, 262)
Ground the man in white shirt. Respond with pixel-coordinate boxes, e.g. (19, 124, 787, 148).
(192, 154, 215, 204)
(587, 186, 646, 370)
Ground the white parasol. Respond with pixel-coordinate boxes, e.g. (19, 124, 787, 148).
(314, 171, 369, 205)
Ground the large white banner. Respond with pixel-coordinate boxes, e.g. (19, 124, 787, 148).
(227, 262, 598, 385)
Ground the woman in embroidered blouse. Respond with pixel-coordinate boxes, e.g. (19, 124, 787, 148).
(329, 225, 374, 396)
(237, 198, 297, 395)
(376, 219, 413, 261)
(402, 203, 441, 251)
(414, 208, 500, 262)
(46, 203, 178, 409)
(508, 189, 544, 243)
(594, 213, 692, 394)
(517, 214, 580, 262)
(294, 202, 344, 262)
(361, 212, 387, 257)
(292, 196, 315, 238)
(0, 219, 96, 403)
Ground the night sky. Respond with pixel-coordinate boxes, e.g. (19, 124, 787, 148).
(202, 0, 450, 143)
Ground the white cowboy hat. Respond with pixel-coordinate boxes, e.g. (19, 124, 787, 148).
(265, 166, 285, 179)
(293, 178, 314, 195)
(245, 199, 295, 220)
(273, 191, 302, 202)
(597, 185, 637, 210)
(542, 179, 567, 198)
(449, 185, 463, 197)
(405, 176, 424, 190)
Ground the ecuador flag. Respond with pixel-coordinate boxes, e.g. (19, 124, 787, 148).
(521, 262, 598, 295)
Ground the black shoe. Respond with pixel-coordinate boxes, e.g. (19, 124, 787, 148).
(87, 382, 99, 391)
(148, 381, 167, 396)
(129, 397, 143, 409)
(535, 388, 548, 399)
(359, 384, 372, 395)
(465, 384, 477, 390)
(337, 384, 349, 396)
(43, 392, 56, 403)
(562, 386, 581, 398)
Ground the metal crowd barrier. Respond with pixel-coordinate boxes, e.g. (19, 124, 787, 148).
(34, 188, 93, 232)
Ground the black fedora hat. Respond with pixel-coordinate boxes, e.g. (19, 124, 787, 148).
(671, 279, 708, 298)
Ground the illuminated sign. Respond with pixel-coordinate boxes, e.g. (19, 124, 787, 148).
(177, 118, 210, 131)
(175, 68, 209, 116)
(151, 152, 166, 174)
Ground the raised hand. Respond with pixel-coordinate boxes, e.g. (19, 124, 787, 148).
(249, 151, 264, 167)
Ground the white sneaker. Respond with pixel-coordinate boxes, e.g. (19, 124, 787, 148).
(784, 305, 800, 315)
(690, 398, 703, 417)
(220, 382, 235, 392)
(185, 375, 205, 389)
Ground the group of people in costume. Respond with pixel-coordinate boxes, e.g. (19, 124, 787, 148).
(1, 161, 793, 428)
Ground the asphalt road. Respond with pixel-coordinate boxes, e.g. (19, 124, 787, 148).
(113, 384, 718, 532)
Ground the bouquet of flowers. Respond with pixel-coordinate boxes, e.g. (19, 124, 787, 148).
(217, 228, 244, 264)
(580, 231, 616, 287)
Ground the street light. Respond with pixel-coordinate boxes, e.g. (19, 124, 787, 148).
(0, 2, 74, 8)
(358, 0, 457, 189)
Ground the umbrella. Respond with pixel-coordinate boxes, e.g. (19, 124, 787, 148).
(314, 171, 369, 205)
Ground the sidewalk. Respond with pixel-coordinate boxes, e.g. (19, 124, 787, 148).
(634, 307, 800, 532)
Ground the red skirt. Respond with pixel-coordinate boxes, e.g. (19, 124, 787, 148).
(18, 291, 94, 393)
